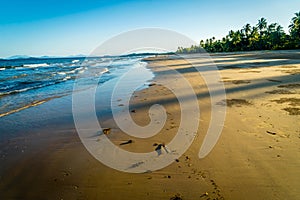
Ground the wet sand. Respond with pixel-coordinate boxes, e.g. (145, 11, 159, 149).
(0, 50, 300, 199)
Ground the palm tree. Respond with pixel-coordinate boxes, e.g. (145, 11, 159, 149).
(243, 23, 251, 37)
(229, 30, 235, 39)
(231, 30, 242, 51)
(257, 17, 267, 36)
(289, 12, 300, 46)
(257, 18, 268, 49)
(275, 24, 284, 37)
(248, 26, 260, 50)
(289, 12, 300, 31)
(177, 12, 300, 53)
(267, 23, 277, 33)
(274, 24, 286, 49)
(200, 40, 204, 47)
(266, 23, 284, 49)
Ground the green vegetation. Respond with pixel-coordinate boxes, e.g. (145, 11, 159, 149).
(177, 12, 300, 53)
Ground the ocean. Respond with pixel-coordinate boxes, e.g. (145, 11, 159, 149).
(0, 55, 153, 118)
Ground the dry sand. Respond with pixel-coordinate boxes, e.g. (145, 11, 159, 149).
(0, 50, 299, 200)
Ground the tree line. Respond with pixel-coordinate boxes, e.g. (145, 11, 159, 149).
(177, 12, 300, 53)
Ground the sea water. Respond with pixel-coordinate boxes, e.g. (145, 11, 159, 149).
(0, 55, 154, 118)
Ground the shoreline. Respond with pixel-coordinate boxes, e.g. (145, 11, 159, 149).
(0, 50, 300, 199)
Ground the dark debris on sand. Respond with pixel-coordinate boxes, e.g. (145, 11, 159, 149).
(222, 80, 251, 84)
(271, 98, 300, 106)
(283, 107, 300, 115)
(170, 194, 183, 200)
(265, 89, 295, 94)
(120, 139, 133, 145)
(266, 130, 277, 135)
(102, 128, 111, 135)
(278, 83, 300, 89)
(218, 99, 252, 107)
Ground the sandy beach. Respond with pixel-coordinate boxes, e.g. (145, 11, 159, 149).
(0, 50, 300, 200)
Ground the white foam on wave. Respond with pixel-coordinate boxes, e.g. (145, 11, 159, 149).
(63, 67, 86, 75)
(0, 86, 36, 96)
(57, 72, 66, 75)
(63, 76, 71, 81)
(102, 67, 109, 74)
(24, 63, 49, 68)
(72, 59, 80, 63)
(68, 69, 77, 74)
(0, 68, 5, 71)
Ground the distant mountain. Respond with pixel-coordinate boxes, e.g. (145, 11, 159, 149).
(39, 55, 60, 59)
(7, 55, 33, 60)
(3, 52, 167, 60)
(120, 52, 174, 57)
(4, 54, 88, 60)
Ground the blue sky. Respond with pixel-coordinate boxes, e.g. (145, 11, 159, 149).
(1, 0, 300, 58)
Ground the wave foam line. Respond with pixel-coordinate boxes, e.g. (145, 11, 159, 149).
(0, 95, 64, 118)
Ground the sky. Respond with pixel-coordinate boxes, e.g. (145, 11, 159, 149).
(0, 0, 300, 58)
